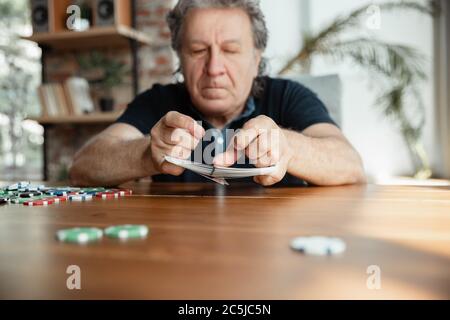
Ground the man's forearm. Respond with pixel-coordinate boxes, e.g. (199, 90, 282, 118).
(70, 136, 156, 187)
(283, 129, 366, 186)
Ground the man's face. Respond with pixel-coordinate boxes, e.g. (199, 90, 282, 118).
(180, 8, 261, 119)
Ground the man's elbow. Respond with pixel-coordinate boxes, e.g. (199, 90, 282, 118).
(342, 152, 367, 185)
(346, 164, 367, 185)
(69, 158, 98, 187)
(69, 161, 87, 186)
(318, 158, 367, 186)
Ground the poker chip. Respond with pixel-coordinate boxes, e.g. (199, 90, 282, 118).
(104, 225, 149, 240)
(23, 199, 55, 206)
(44, 196, 68, 203)
(81, 187, 106, 193)
(290, 236, 346, 256)
(44, 190, 68, 196)
(10, 196, 43, 204)
(106, 189, 132, 197)
(96, 193, 119, 199)
(23, 185, 45, 192)
(19, 192, 43, 198)
(68, 194, 93, 201)
(116, 189, 132, 196)
(56, 227, 103, 244)
(7, 182, 26, 190)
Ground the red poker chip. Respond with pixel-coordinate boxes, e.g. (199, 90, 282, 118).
(96, 193, 119, 199)
(109, 189, 133, 196)
(43, 196, 67, 203)
(96, 191, 119, 195)
(118, 189, 132, 196)
(24, 199, 55, 206)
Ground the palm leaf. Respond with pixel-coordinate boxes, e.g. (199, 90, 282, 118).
(320, 38, 427, 83)
(277, 0, 436, 177)
(279, 0, 435, 75)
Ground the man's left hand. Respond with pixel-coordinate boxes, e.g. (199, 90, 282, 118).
(213, 115, 293, 186)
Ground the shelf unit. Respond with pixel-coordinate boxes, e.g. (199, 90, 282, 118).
(24, 0, 146, 180)
(22, 25, 151, 51)
(28, 111, 123, 125)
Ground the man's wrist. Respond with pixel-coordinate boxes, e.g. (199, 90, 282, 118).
(141, 137, 158, 177)
(281, 129, 304, 174)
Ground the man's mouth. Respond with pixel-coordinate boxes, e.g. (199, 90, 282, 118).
(201, 87, 227, 99)
(203, 86, 225, 90)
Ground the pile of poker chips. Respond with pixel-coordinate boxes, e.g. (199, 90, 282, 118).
(0, 181, 132, 206)
(56, 225, 149, 244)
(1, 182, 146, 244)
(290, 236, 346, 256)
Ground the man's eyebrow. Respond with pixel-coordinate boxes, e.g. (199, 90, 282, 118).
(187, 39, 242, 45)
(222, 39, 242, 45)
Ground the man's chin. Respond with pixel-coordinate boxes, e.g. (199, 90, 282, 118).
(195, 98, 232, 115)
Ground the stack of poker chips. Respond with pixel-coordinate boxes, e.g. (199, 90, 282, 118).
(56, 225, 149, 244)
(1, 182, 146, 245)
(0, 181, 132, 206)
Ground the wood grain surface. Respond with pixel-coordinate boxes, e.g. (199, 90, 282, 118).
(0, 182, 449, 299)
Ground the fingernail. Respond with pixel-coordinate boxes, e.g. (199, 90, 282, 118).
(195, 127, 205, 139)
(213, 155, 222, 165)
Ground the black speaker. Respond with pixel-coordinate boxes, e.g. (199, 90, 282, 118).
(94, 0, 130, 27)
(31, 0, 50, 33)
(95, 0, 115, 26)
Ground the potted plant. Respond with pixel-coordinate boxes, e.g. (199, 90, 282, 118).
(279, 0, 437, 179)
(77, 51, 129, 112)
(0, 0, 40, 176)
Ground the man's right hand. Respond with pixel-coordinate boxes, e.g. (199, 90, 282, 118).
(150, 111, 205, 176)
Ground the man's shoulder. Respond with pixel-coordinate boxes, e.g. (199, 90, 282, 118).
(263, 76, 311, 95)
(128, 82, 190, 116)
(261, 76, 311, 101)
(136, 82, 187, 101)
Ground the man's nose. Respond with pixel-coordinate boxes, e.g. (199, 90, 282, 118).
(206, 48, 226, 77)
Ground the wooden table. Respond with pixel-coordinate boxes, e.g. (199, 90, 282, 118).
(0, 182, 449, 299)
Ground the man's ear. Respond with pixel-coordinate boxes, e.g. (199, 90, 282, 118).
(253, 50, 262, 77)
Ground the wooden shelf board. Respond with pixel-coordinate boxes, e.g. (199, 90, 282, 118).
(28, 111, 123, 125)
(22, 25, 151, 50)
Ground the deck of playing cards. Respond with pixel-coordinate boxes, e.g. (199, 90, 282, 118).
(164, 156, 277, 185)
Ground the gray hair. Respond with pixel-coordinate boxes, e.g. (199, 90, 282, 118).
(166, 0, 269, 97)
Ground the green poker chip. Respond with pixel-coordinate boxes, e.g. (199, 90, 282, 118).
(56, 227, 103, 244)
(10, 195, 45, 204)
(104, 225, 149, 240)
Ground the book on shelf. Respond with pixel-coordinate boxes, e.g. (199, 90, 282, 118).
(37, 77, 95, 117)
(64, 77, 95, 115)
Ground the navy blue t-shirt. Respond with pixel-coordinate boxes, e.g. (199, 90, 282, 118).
(116, 76, 337, 185)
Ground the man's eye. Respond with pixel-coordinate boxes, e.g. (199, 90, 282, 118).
(192, 49, 206, 54)
(224, 49, 239, 54)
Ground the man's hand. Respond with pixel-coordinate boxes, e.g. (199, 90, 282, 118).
(150, 111, 205, 176)
(213, 115, 292, 186)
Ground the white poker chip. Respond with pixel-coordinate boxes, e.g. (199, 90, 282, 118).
(290, 236, 346, 256)
(68, 194, 93, 201)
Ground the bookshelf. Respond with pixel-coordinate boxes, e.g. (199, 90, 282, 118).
(28, 111, 123, 125)
(25, 0, 147, 180)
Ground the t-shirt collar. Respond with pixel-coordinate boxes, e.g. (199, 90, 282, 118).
(187, 96, 255, 130)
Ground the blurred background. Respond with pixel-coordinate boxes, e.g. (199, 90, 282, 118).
(0, 0, 449, 184)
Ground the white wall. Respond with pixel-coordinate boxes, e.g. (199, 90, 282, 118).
(260, 0, 436, 180)
(259, 0, 305, 73)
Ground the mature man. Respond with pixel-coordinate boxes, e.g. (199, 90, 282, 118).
(70, 0, 366, 187)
